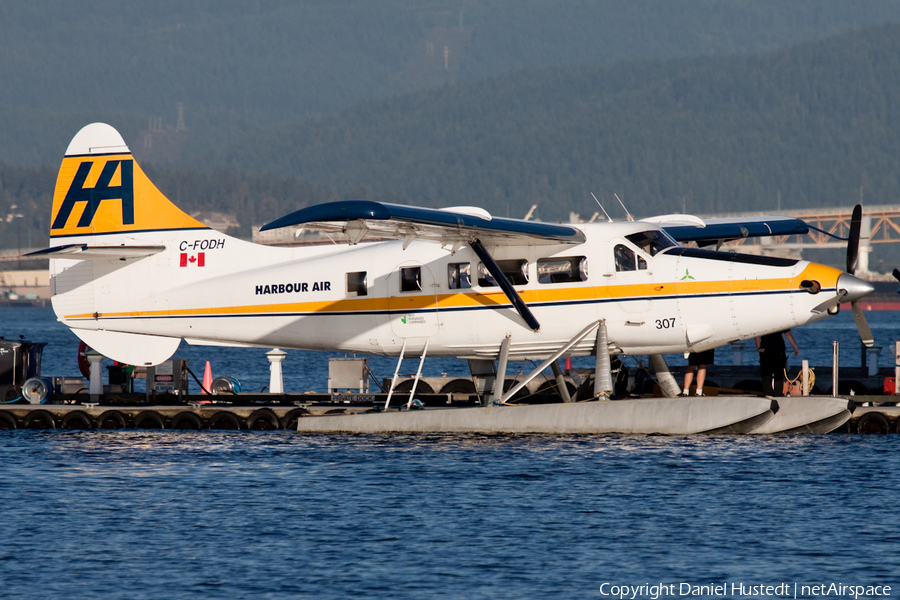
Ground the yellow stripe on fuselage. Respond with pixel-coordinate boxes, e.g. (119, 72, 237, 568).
(64, 263, 838, 322)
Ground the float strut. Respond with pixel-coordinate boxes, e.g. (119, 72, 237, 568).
(490, 334, 512, 405)
(593, 320, 613, 397)
(550, 360, 573, 403)
(649, 354, 681, 398)
(502, 321, 601, 403)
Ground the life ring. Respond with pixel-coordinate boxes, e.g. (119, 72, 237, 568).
(170, 411, 203, 431)
(96, 410, 127, 429)
(394, 379, 435, 394)
(22, 410, 57, 429)
(77, 341, 91, 379)
(246, 408, 280, 431)
(280, 407, 310, 430)
(0, 411, 17, 430)
(439, 379, 476, 396)
(134, 410, 166, 429)
(61, 410, 95, 430)
(207, 411, 242, 430)
(856, 411, 891, 434)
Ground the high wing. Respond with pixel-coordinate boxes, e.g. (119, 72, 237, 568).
(262, 200, 586, 332)
(260, 200, 585, 247)
(653, 215, 809, 245)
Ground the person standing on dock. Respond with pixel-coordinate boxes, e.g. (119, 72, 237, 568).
(755, 330, 799, 396)
(681, 348, 713, 396)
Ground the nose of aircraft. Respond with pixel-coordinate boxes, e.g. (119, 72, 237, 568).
(837, 273, 875, 302)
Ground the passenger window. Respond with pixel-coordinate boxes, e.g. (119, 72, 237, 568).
(400, 267, 422, 292)
(477, 260, 528, 287)
(538, 257, 588, 284)
(346, 271, 367, 296)
(448, 263, 471, 289)
(614, 245, 636, 272)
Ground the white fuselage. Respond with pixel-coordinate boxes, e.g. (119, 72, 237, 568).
(50, 221, 842, 365)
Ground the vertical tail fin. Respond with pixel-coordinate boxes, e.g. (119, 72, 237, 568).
(50, 123, 207, 243)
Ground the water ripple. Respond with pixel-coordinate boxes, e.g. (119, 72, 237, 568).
(0, 431, 898, 599)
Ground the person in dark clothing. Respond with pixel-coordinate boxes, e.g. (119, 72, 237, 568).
(682, 348, 714, 396)
(755, 330, 799, 396)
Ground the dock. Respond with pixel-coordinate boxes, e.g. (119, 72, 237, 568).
(2, 339, 899, 434)
(0, 391, 897, 434)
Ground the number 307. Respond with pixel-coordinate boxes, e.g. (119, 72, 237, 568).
(656, 318, 676, 329)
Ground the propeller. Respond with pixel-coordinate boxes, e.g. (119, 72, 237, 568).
(845, 205, 874, 347)
(847, 204, 861, 274)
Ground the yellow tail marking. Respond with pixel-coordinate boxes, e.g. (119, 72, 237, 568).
(51, 154, 206, 237)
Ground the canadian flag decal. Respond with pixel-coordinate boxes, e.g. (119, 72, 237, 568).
(180, 252, 205, 267)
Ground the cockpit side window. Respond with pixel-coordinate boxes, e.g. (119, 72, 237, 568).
(614, 244, 636, 272)
(626, 230, 677, 256)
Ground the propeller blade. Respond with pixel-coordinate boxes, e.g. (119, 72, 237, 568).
(893, 268, 900, 282)
(846, 204, 862, 274)
(851, 301, 875, 347)
(811, 289, 848, 315)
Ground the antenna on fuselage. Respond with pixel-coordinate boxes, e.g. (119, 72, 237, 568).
(590, 193, 613, 222)
(614, 193, 634, 222)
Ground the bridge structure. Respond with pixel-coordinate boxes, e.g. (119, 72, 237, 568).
(701, 204, 900, 277)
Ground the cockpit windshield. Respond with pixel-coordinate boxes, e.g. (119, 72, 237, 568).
(625, 230, 678, 256)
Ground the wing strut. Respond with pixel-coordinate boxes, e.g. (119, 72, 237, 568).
(468, 238, 540, 331)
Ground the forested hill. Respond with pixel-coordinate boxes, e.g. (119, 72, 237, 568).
(205, 23, 900, 221)
(4, 0, 900, 166)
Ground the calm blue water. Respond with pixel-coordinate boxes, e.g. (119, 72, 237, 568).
(1, 309, 899, 599)
(0, 432, 898, 599)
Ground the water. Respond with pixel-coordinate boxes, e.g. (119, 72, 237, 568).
(1, 309, 899, 599)
(0, 433, 898, 599)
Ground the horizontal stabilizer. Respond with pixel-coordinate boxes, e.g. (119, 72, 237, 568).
(71, 328, 181, 366)
(26, 244, 166, 260)
(262, 200, 585, 245)
(662, 216, 808, 243)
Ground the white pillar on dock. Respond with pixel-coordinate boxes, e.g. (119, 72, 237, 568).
(867, 347, 881, 377)
(267, 348, 286, 394)
(87, 351, 104, 400)
(895, 341, 900, 396)
(802, 360, 809, 396)
(832, 341, 839, 397)
(730, 341, 745, 366)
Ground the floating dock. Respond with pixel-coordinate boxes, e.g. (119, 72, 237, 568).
(1, 392, 896, 434)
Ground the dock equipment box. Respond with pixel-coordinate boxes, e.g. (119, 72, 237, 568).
(0, 339, 46, 401)
(328, 358, 369, 393)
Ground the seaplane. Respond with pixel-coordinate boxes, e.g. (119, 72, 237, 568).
(28, 123, 876, 434)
